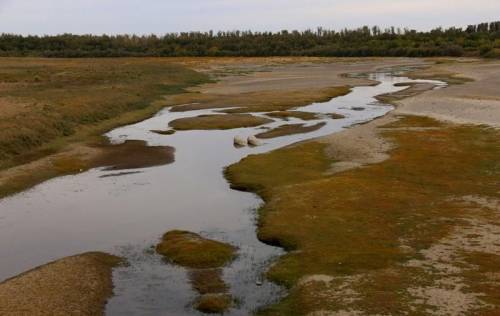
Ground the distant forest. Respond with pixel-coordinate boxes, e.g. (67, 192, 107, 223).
(1, 22, 499, 58)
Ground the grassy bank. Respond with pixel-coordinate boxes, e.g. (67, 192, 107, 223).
(225, 116, 500, 314)
(0, 58, 209, 170)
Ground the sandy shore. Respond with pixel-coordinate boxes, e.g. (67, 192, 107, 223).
(320, 59, 500, 174)
(398, 59, 500, 127)
(191, 57, 427, 94)
(0, 252, 121, 315)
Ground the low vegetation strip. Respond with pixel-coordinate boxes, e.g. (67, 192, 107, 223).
(265, 111, 319, 121)
(156, 230, 236, 269)
(168, 86, 352, 114)
(0, 252, 122, 316)
(169, 114, 273, 130)
(225, 116, 500, 315)
(0, 139, 176, 199)
(156, 230, 236, 313)
(0, 58, 209, 170)
(256, 122, 326, 139)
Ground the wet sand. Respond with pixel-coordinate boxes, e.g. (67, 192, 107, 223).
(398, 59, 500, 127)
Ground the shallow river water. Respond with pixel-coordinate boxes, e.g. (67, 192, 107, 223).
(0, 71, 445, 315)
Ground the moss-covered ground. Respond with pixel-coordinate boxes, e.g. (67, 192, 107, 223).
(226, 115, 499, 315)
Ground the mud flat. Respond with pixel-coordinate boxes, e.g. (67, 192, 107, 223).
(399, 59, 500, 127)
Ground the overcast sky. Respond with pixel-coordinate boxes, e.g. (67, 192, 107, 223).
(0, 0, 499, 35)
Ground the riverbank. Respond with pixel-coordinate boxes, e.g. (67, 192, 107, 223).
(0, 58, 209, 198)
(0, 252, 122, 315)
(0, 57, 426, 199)
(226, 58, 500, 315)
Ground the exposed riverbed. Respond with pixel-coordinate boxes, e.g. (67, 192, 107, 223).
(0, 71, 445, 315)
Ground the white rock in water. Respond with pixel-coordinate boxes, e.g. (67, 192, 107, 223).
(247, 135, 261, 146)
(234, 136, 247, 147)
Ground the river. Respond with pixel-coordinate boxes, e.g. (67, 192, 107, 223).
(0, 70, 445, 315)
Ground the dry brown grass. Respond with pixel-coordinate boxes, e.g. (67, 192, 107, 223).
(169, 86, 351, 113)
(92, 140, 175, 171)
(0, 58, 209, 170)
(0, 252, 122, 316)
(256, 122, 326, 139)
(226, 116, 499, 315)
(169, 114, 272, 130)
(189, 269, 228, 294)
(0, 139, 175, 199)
(195, 293, 232, 314)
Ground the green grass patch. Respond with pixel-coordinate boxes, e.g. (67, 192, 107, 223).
(156, 230, 236, 269)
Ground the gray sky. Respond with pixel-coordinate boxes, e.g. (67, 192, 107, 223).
(0, 0, 499, 35)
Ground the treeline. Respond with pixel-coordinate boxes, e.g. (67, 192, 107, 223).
(0, 22, 499, 58)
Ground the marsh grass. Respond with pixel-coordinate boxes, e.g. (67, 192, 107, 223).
(156, 230, 236, 313)
(256, 122, 326, 139)
(170, 114, 272, 130)
(0, 58, 209, 170)
(92, 140, 175, 170)
(156, 230, 236, 269)
(169, 86, 351, 113)
(195, 294, 232, 314)
(189, 269, 228, 294)
(226, 116, 499, 314)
